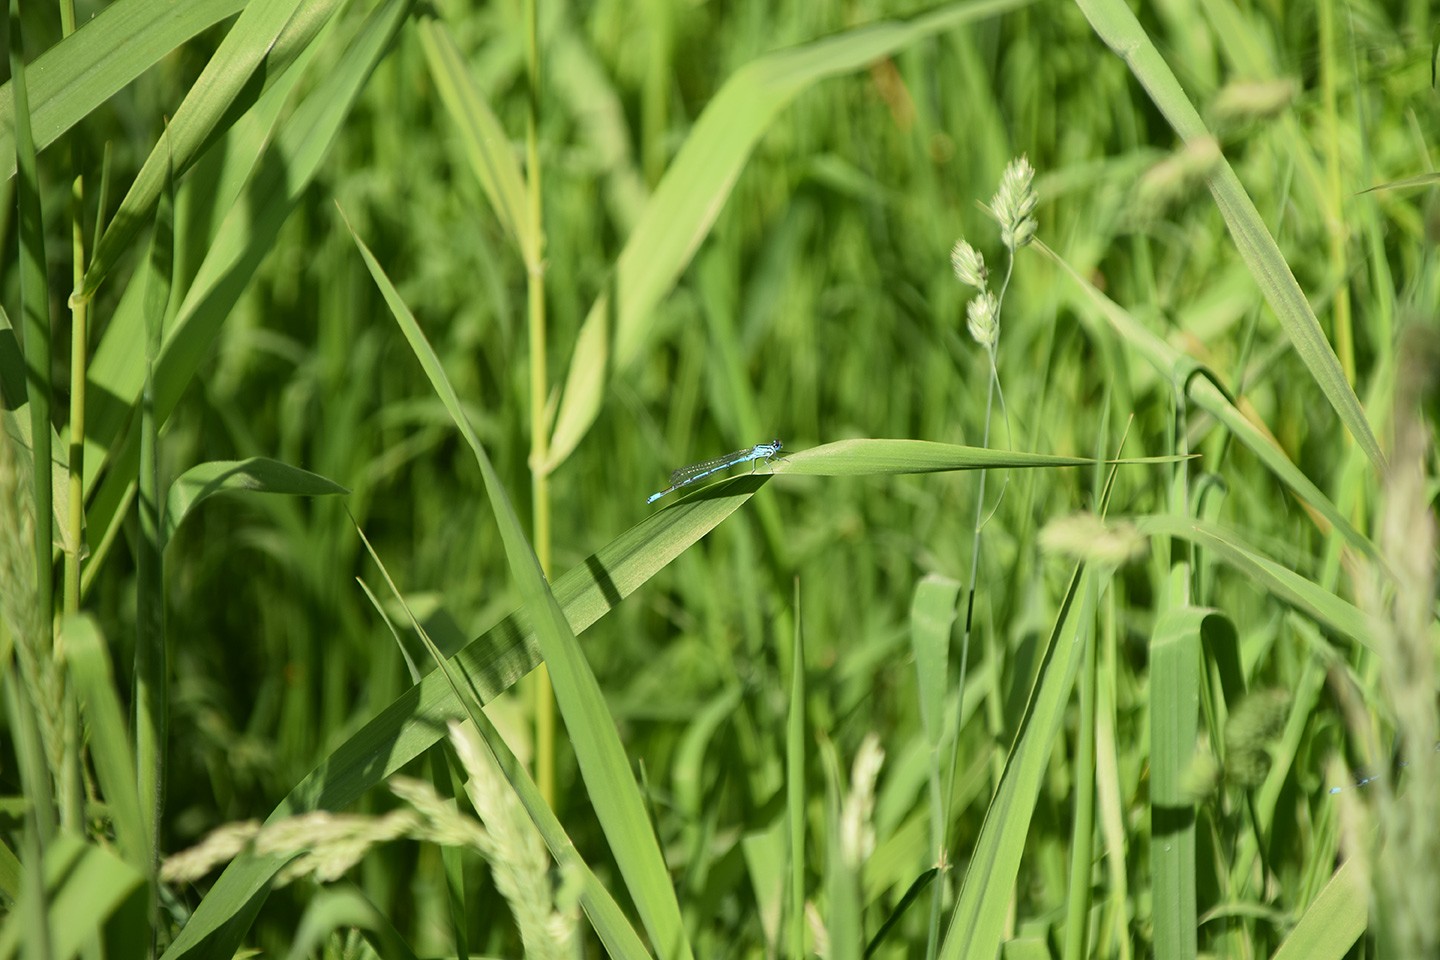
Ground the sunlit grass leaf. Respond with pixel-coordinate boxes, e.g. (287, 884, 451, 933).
(0, 833, 145, 960)
(418, 16, 531, 256)
(940, 566, 1094, 960)
(0, 0, 243, 181)
(1149, 607, 1204, 959)
(1270, 859, 1367, 960)
(1133, 515, 1380, 647)
(543, 0, 1033, 471)
(911, 575, 961, 750)
(1073, 0, 1385, 473)
(163, 458, 349, 549)
(79, 0, 349, 300)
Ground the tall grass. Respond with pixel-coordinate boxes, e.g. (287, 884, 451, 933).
(0, 0, 1434, 958)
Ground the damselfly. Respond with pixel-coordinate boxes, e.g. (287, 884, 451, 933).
(647, 440, 784, 504)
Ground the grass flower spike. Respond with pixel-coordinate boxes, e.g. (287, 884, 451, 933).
(950, 239, 988, 289)
(993, 155, 1037, 250)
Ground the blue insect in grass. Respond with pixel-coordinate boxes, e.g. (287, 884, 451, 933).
(647, 440, 785, 504)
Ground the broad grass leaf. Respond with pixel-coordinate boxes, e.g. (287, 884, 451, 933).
(940, 567, 1094, 960)
(1133, 516, 1379, 647)
(64, 616, 147, 870)
(1270, 860, 1366, 960)
(1149, 607, 1205, 960)
(911, 575, 962, 750)
(418, 17, 531, 256)
(0, 833, 145, 960)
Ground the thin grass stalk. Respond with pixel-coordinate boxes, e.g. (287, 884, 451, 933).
(938, 158, 1033, 959)
(10, 0, 76, 838)
(523, 0, 557, 807)
(61, 0, 83, 617)
(786, 578, 807, 960)
(1062, 570, 1099, 960)
(1316, 0, 1354, 387)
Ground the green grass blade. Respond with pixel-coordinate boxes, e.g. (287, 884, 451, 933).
(162, 458, 348, 549)
(786, 580, 808, 960)
(1133, 515, 1380, 647)
(1040, 240, 1378, 562)
(417, 16, 531, 255)
(543, 0, 1032, 471)
(78, 0, 406, 589)
(62, 615, 146, 871)
(0, 832, 144, 960)
(1149, 607, 1205, 960)
(910, 575, 962, 750)
(78, 0, 347, 300)
(12, 0, 55, 702)
(778, 439, 1090, 476)
(135, 150, 173, 896)
(939, 566, 1094, 960)
(0, 0, 244, 181)
(1073, 0, 1385, 473)
(346, 214, 694, 960)
(1270, 860, 1366, 960)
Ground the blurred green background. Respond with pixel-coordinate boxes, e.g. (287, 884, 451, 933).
(2, 0, 1437, 956)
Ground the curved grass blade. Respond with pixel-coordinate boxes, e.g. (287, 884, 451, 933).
(1133, 515, 1380, 647)
(543, 0, 1032, 472)
(1270, 860, 1366, 960)
(162, 458, 348, 550)
(1074, 0, 1385, 473)
(64, 616, 146, 871)
(1039, 239, 1378, 563)
(417, 16, 530, 255)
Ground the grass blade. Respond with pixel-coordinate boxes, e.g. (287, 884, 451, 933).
(939, 565, 1095, 960)
(345, 213, 694, 960)
(1133, 515, 1380, 648)
(1073, 0, 1385, 473)
(0, 0, 244, 181)
(417, 16, 531, 255)
(1149, 607, 1204, 960)
(1270, 860, 1366, 960)
(162, 458, 348, 550)
(77, 0, 347, 300)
